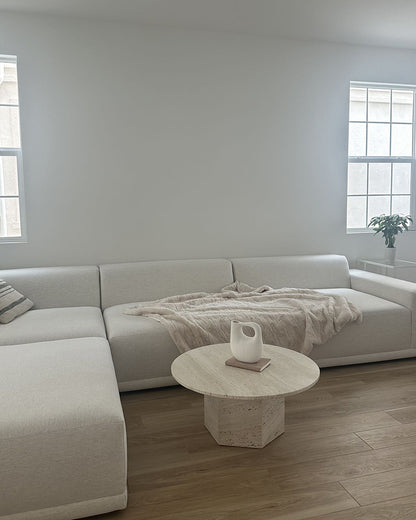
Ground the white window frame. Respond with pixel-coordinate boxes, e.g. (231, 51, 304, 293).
(0, 54, 26, 243)
(347, 81, 416, 233)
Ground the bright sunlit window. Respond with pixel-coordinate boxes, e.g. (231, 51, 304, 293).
(347, 82, 415, 232)
(0, 54, 25, 242)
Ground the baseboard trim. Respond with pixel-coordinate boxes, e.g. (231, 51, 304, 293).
(118, 376, 177, 392)
(315, 349, 416, 367)
(1, 489, 127, 520)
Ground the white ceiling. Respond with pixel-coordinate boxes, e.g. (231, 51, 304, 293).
(1, 0, 416, 50)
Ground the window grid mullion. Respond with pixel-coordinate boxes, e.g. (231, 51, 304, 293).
(349, 157, 412, 162)
(0, 149, 20, 156)
(389, 89, 392, 158)
(365, 88, 369, 157)
(365, 88, 369, 226)
(349, 192, 410, 197)
(365, 162, 369, 226)
(389, 88, 393, 215)
(410, 92, 416, 226)
(390, 163, 393, 214)
(350, 120, 414, 125)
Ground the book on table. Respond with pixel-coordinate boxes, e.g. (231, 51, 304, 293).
(225, 357, 271, 372)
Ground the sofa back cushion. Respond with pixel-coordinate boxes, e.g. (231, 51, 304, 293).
(0, 266, 100, 309)
(231, 255, 350, 289)
(100, 259, 234, 309)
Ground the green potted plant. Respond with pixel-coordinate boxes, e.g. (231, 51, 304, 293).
(368, 214, 413, 264)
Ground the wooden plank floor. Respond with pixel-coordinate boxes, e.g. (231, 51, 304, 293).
(94, 358, 416, 520)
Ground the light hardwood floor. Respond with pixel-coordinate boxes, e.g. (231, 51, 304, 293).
(95, 358, 416, 520)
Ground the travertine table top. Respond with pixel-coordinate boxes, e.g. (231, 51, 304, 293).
(171, 343, 320, 400)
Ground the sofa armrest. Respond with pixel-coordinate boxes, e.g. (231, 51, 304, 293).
(350, 269, 416, 311)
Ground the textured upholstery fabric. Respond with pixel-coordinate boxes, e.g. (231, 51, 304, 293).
(0, 280, 33, 323)
(350, 269, 416, 347)
(350, 269, 416, 310)
(105, 282, 412, 390)
(106, 288, 412, 389)
(0, 306, 106, 346)
(104, 303, 179, 389)
(311, 288, 411, 360)
(99, 259, 234, 309)
(0, 338, 127, 519)
(0, 266, 100, 309)
(231, 255, 351, 290)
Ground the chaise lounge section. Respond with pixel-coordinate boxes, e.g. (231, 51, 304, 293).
(0, 337, 127, 520)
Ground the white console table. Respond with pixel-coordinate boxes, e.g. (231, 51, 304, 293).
(357, 258, 416, 283)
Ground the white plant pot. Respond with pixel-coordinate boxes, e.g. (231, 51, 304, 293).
(230, 320, 263, 363)
(384, 247, 396, 264)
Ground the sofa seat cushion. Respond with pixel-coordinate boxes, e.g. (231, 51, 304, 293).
(0, 306, 106, 346)
(104, 303, 178, 389)
(0, 337, 127, 519)
(312, 288, 411, 360)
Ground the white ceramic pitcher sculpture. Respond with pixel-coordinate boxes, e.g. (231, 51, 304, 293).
(230, 320, 263, 363)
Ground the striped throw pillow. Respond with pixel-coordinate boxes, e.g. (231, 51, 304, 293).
(0, 280, 33, 324)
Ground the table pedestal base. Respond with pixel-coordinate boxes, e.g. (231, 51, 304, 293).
(204, 395, 285, 448)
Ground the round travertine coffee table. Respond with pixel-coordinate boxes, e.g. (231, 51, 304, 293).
(171, 343, 320, 448)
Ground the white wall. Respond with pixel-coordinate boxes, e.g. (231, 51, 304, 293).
(1, 12, 416, 269)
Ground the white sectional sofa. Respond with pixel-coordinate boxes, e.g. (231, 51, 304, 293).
(1, 253, 416, 519)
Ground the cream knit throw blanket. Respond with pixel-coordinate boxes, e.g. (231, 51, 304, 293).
(124, 282, 362, 355)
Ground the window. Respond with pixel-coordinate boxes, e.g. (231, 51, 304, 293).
(347, 82, 415, 232)
(0, 55, 25, 242)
